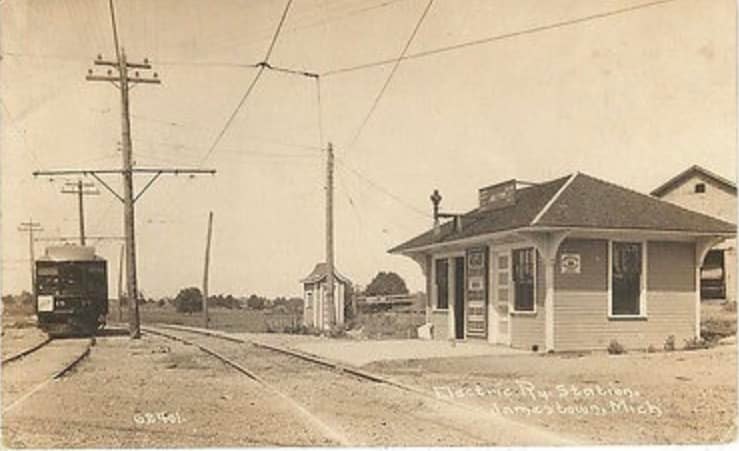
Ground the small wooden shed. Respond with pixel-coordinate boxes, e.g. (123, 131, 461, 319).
(301, 263, 351, 330)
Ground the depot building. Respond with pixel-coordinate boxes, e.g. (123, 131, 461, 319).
(389, 172, 735, 352)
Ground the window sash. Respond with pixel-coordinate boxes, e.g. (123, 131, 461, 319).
(512, 248, 535, 312)
(610, 242, 643, 316)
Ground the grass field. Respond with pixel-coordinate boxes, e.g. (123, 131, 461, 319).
(117, 305, 302, 333)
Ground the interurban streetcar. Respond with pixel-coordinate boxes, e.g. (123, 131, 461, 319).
(35, 245, 108, 336)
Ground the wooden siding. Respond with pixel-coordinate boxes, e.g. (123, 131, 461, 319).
(553, 239, 697, 351)
(647, 241, 695, 292)
(555, 239, 608, 290)
(511, 252, 546, 350)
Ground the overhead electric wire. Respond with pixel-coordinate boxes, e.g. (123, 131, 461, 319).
(322, 0, 680, 77)
(346, 0, 434, 150)
(199, 0, 294, 165)
(336, 157, 431, 218)
(264, 0, 295, 61)
(107, 0, 121, 60)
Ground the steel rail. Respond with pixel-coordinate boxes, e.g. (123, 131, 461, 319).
(3, 338, 95, 414)
(2, 337, 53, 366)
(147, 323, 579, 445)
(142, 326, 350, 445)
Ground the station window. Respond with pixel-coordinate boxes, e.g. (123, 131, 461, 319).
(695, 183, 706, 193)
(610, 241, 644, 316)
(512, 248, 535, 312)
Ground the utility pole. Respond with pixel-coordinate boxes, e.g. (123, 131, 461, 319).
(202, 211, 214, 329)
(325, 142, 335, 328)
(61, 180, 99, 245)
(117, 244, 124, 322)
(18, 220, 43, 298)
(33, 0, 215, 338)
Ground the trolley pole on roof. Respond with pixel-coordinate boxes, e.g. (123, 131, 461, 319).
(61, 180, 100, 246)
(18, 219, 43, 298)
(202, 211, 214, 329)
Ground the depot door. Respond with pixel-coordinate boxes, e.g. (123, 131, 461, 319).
(453, 257, 465, 340)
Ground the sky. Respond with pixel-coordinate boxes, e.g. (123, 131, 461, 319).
(1, 0, 736, 299)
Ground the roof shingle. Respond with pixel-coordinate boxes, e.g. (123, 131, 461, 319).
(389, 172, 736, 254)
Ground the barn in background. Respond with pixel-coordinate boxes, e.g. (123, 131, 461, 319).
(651, 165, 737, 302)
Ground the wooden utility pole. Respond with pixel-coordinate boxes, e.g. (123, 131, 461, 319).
(202, 211, 214, 329)
(325, 142, 335, 327)
(33, 0, 215, 338)
(61, 180, 99, 245)
(18, 220, 43, 297)
(117, 244, 125, 322)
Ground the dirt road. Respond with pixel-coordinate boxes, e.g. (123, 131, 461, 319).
(366, 344, 737, 444)
(1, 327, 573, 447)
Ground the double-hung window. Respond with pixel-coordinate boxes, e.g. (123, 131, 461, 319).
(610, 241, 644, 316)
(512, 248, 535, 312)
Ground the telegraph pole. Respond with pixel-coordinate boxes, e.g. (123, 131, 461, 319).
(18, 220, 43, 297)
(325, 142, 335, 327)
(33, 0, 215, 338)
(202, 211, 214, 329)
(61, 180, 99, 245)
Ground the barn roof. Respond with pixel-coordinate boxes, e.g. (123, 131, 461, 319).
(301, 263, 351, 285)
(389, 172, 736, 254)
(651, 165, 737, 197)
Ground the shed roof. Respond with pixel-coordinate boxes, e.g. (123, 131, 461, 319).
(301, 262, 351, 285)
(651, 165, 737, 197)
(389, 172, 736, 254)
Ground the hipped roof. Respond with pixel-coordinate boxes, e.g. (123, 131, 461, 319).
(389, 172, 736, 254)
(301, 262, 351, 285)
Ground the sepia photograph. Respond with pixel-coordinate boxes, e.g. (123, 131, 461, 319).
(1, 0, 736, 447)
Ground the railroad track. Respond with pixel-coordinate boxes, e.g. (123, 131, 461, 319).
(2, 337, 94, 414)
(144, 324, 576, 446)
(2, 337, 53, 366)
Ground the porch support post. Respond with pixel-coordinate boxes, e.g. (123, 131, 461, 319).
(695, 236, 725, 339)
(517, 230, 570, 352)
(409, 253, 432, 324)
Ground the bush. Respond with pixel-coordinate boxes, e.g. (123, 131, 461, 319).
(664, 335, 676, 352)
(327, 324, 347, 338)
(683, 336, 715, 351)
(701, 318, 736, 342)
(174, 287, 203, 313)
(647, 344, 657, 353)
(607, 339, 626, 355)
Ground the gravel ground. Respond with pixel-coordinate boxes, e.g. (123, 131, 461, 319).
(1, 327, 48, 360)
(2, 338, 90, 410)
(2, 332, 335, 448)
(156, 328, 573, 446)
(364, 343, 737, 445)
